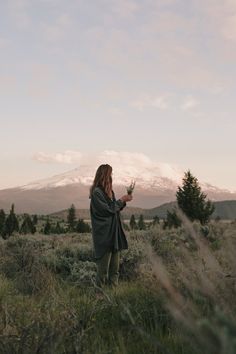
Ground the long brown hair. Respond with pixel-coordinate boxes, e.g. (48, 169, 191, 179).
(89, 164, 113, 199)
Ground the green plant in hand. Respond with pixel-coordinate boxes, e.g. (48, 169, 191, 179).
(126, 180, 136, 195)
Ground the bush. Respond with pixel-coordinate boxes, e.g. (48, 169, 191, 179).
(163, 209, 182, 229)
(76, 219, 91, 233)
(0, 238, 54, 295)
(120, 239, 146, 280)
(44, 244, 95, 285)
(70, 261, 97, 285)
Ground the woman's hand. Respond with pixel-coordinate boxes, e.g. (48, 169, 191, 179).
(120, 194, 133, 202)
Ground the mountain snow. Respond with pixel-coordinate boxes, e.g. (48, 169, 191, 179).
(20, 163, 183, 191)
(20, 163, 234, 195)
(21, 166, 95, 190)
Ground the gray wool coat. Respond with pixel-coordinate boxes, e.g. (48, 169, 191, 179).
(90, 186, 128, 259)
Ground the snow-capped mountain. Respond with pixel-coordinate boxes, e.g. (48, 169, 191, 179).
(0, 164, 235, 214)
(20, 163, 183, 191)
(21, 166, 96, 190)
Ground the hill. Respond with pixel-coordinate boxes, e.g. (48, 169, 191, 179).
(52, 200, 236, 221)
(212, 200, 236, 220)
(1, 164, 236, 214)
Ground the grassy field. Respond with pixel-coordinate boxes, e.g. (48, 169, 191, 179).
(0, 220, 236, 354)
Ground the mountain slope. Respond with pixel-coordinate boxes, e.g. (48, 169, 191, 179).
(52, 200, 236, 221)
(0, 165, 236, 214)
(212, 200, 236, 220)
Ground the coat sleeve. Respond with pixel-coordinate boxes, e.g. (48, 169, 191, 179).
(92, 189, 126, 217)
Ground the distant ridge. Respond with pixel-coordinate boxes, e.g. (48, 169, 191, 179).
(52, 200, 236, 220)
(212, 200, 236, 220)
(1, 165, 236, 213)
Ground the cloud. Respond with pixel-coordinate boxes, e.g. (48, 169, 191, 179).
(7, 0, 31, 29)
(41, 13, 72, 41)
(107, 107, 124, 116)
(131, 94, 170, 111)
(181, 96, 199, 111)
(221, 15, 236, 41)
(109, 0, 139, 18)
(97, 150, 183, 182)
(33, 150, 83, 164)
(131, 94, 201, 113)
(201, 0, 236, 42)
(88, 21, 226, 93)
(32, 149, 184, 182)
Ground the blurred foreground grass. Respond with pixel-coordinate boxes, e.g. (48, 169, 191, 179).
(0, 220, 235, 354)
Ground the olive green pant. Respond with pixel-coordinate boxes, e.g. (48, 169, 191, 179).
(96, 251, 120, 287)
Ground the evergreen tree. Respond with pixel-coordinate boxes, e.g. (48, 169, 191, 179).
(176, 170, 215, 225)
(122, 222, 130, 231)
(163, 209, 182, 229)
(67, 204, 77, 232)
(43, 218, 51, 235)
(54, 221, 64, 234)
(152, 215, 160, 227)
(138, 214, 146, 230)
(215, 215, 221, 223)
(76, 219, 91, 233)
(129, 214, 137, 230)
(0, 209, 6, 235)
(20, 214, 36, 235)
(4, 204, 19, 238)
(32, 214, 38, 225)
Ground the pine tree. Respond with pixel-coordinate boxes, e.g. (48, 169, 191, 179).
(152, 215, 160, 227)
(67, 204, 77, 232)
(4, 204, 19, 238)
(32, 214, 38, 225)
(54, 221, 64, 234)
(129, 214, 137, 230)
(163, 209, 182, 229)
(0, 209, 6, 235)
(43, 218, 51, 235)
(76, 219, 91, 233)
(20, 214, 36, 235)
(215, 215, 221, 222)
(176, 170, 215, 225)
(122, 222, 130, 231)
(138, 214, 146, 230)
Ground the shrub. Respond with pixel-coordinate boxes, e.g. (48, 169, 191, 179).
(163, 209, 182, 229)
(20, 214, 36, 234)
(70, 261, 97, 285)
(76, 219, 91, 233)
(44, 244, 95, 282)
(3, 204, 19, 238)
(120, 239, 146, 280)
(0, 238, 54, 294)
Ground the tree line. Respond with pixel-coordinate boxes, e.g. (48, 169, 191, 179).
(128, 214, 159, 230)
(0, 204, 38, 238)
(0, 170, 215, 237)
(41, 205, 91, 235)
(0, 204, 91, 238)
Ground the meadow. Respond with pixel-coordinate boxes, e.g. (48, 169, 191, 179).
(0, 220, 235, 354)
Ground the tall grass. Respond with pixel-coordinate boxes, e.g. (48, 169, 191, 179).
(0, 220, 235, 353)
(145, 212, 236, 354)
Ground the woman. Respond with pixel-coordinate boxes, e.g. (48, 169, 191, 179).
(89, 164, 132, 287)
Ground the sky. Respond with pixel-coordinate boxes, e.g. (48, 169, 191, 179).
(0, 0, 236, 190)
